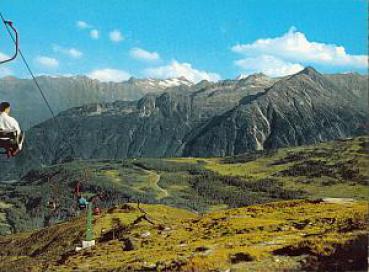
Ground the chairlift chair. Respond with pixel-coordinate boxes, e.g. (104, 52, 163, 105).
(0, 130, 24, 157)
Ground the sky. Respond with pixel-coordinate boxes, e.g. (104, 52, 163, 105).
(0, 0, 367, 82)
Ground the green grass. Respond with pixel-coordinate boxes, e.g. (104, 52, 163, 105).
(283, 178, 368, 200)
(204, 137, 369, 200)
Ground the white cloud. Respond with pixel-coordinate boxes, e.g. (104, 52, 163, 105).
(130, 47, 160, 62)
(35, 56, 59, 68)
(76, 20, 99, 40)
(109, 30, 124, 42)
(0, 52, 11, 62)
(67, 48, 83, 58)
(53, 45, 83, 58)
(232, 27, 368, 69)
(235, 55, 304, 77)
(90, 29, 100, 39)
(76, 20, 92, 29)
(144, 60, 221, 83)
(87, 68, 131, 82)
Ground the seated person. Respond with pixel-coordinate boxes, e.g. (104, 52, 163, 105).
(0, 102, 24, 157)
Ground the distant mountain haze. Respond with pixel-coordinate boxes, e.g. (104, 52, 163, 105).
(0, 75, 193, 129)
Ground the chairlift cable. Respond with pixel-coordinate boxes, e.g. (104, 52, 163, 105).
(0, 12, 57, 120)
(0, 11, 76, 156)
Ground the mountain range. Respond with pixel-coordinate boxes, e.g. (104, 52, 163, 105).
(0, 67, 366, 179)
(0, 75, 193, 129)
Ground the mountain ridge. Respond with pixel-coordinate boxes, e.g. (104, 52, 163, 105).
(0, 75, 194, 129)
(0, 67, 366, 178)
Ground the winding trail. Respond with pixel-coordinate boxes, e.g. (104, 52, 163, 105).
(146, 170, 169, 200)
(134, 165, 169, 200)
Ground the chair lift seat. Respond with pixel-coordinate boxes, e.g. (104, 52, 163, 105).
(78, 197, 88, 209)
(47, 201, 57, 210)
(0, 130, 24, 155)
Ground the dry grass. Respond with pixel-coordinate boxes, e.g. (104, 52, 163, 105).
(0, 200, 367, 271)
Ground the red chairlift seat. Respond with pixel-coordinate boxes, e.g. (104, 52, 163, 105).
(93, 207, 101, 215)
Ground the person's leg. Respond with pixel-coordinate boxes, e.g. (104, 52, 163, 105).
(7, 143, 19, 157)
(0, 140, 13, 158)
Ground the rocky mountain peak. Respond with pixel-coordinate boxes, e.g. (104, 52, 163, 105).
(236, 72, 271, 82)
(176, 76, 190, 82)
(296, 66, 321, 77)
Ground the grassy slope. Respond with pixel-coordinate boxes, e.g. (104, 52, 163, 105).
(0, 137, 367, 271)
(196, 136, 369, 200)
(0, 200, 367, 271)
(0, 137, 368, 234)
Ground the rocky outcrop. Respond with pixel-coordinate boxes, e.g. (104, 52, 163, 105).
(184, 68, 368, 156)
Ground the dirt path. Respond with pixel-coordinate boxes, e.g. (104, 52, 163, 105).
(135, 166, 169, 200)
(322, 198, 356, 204)
(147, 170, 168, 199)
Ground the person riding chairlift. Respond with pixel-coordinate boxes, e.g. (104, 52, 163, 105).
(0, 102, 24, 157)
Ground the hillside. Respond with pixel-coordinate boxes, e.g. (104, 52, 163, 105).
(0, 136, 367, 235)
(183, 68, 368, 155)
(0, 200, 367, 271)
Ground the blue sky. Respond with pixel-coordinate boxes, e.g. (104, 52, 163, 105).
(0, 0, 367, 82)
